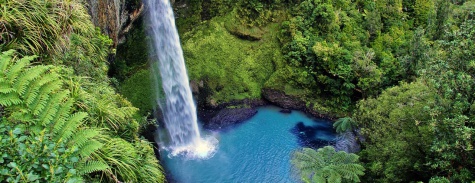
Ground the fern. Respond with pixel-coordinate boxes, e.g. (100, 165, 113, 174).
(6, 55, 37, 82)
(0, 92, 22, 106)
(38, 90, 69, 126)
(13, 65, 51, 95)
(0, 50, 111, 181)
(0, 50, 15, 71)
(292, 146, 365, 183)
(51, 99, 74, 134)
(78, 140, 103, 158)
(333, 117, 356, 133)
(23, 73, 56, 106)
(55, 112, 88, 142)
(77, 160, 110, 175)
(70, 128, 101, 149)
(29, 76, 62, 115)
(1, 50, 165, 182)
(0, 81, 15, 94)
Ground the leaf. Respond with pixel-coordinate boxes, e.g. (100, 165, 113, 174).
(12, 128, 21, 135)
(27, 172, 39, 181)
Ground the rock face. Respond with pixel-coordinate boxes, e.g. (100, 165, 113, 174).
(203, 108, 258, 130)
(85, 0, 144, 47)
(262, 88, 336, 120)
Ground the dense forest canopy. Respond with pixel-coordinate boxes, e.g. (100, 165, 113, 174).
(1, 0, 475, 182)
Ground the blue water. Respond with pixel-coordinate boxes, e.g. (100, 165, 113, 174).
(160, 106, 335, 183)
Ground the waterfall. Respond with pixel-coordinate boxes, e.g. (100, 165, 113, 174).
(145, 0, 217, 159)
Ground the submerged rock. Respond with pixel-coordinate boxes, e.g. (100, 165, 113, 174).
(334, 131, 361, 153)
(279, 109, 292, 114)
(204, 108, 258, 130)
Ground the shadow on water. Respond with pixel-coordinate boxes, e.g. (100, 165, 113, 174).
(290, 121, 334, 148)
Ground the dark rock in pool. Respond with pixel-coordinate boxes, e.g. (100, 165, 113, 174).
(204, 108, 258, 130)
(279, 109, 292, 114)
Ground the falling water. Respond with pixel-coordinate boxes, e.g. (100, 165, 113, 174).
(145, 0, 217, 159)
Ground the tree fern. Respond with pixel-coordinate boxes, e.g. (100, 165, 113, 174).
(333, 117, 356, 133)
(292, 146, 365, 183)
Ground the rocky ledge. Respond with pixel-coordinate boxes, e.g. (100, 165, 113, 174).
(202, 108, 258, 130)
(262, 88, 336, 120)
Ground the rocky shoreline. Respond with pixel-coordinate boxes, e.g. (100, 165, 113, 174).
(141, 85, 344, 160)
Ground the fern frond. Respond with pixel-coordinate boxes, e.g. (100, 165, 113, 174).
(0, 81, 15, 94)
(0, 92, 22, 106)
(24, 72, 60, 106)
(38, 90, 69, 126)
(70, 128, 101, 150)
(51, 99, 74, 134)
(55, 112, 87, 142)
(13, 65, 50, 95)
(77, 139, 102, 158)
(77, 160, 109, 175)
(0, 50, 15, 71)
(6, 55, 37, 82)
(29, 78, 62, 115)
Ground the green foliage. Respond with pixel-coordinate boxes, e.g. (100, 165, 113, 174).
(292, 146, 365, 183)
(333, 117, 356, 133)
(429, 176, 450, 183)
(182, 16, 279, 103)
(1, 0, 165, 181)
(355, 15, 475, 179)
(119, 69, 154, 116)
(355, 81, 437, 182)
(111, 18, 149, 82)
(0, 49, 164, 182)
(280, 0, 372, 109)
(0, 123, 85, 183)
(0, 50, 107, 182)
(0, 0, 93, 57)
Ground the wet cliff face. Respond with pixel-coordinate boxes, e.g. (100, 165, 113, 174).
(86, 0, 144, 47)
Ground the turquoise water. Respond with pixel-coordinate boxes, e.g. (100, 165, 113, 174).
(160, 106, 335, 183)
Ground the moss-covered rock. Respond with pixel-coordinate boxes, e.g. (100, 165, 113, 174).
(181, 14, 284, 103)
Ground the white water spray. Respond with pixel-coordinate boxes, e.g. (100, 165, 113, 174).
(145, 0, 217, 159)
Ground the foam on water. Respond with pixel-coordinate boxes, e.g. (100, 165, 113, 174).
(168, 136, 219, 160)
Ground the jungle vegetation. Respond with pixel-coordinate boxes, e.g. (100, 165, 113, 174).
(159, 0, 473, 182)
(0, 0, 164, 182)
(2, 0, 475, 182)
